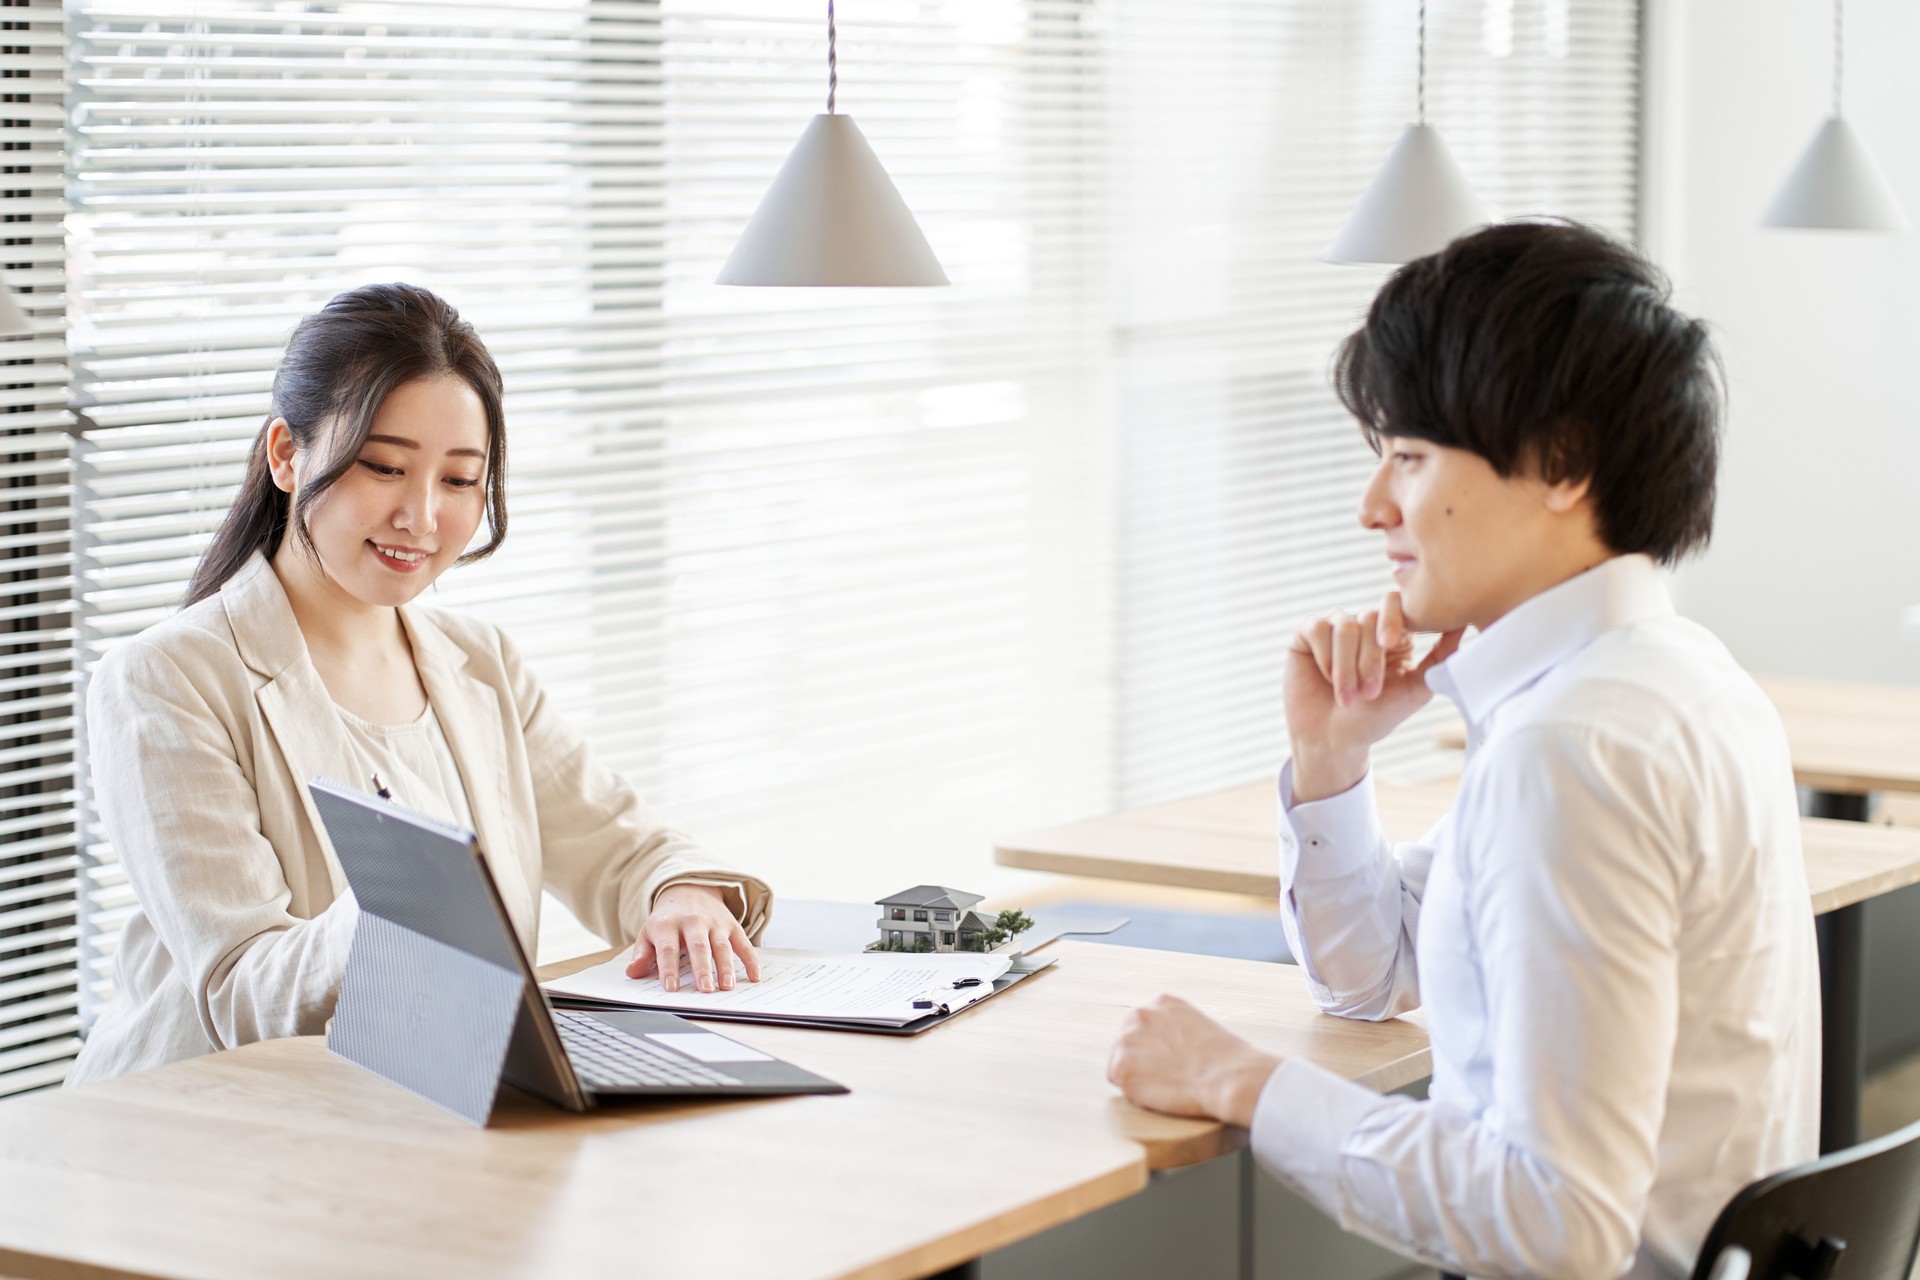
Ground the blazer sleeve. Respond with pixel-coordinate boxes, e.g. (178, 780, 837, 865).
(499, 628, 772, 947)
(88, 639, 358, 1050)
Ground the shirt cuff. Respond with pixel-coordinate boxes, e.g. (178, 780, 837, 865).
(1278, 759, 1385, 886)
(1249, 1055, 1396, 1219)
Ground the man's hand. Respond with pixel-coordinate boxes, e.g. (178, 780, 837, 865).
(626, 884, 762, 993)
(1286, 592, 1464, 803)
(1108, 994, 1282, 1128)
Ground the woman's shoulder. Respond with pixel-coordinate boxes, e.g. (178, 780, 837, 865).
(402, 600, 517, 671)
(93, 591, 253, 708)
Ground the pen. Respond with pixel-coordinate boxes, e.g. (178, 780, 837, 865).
(371, 772, 394, 802)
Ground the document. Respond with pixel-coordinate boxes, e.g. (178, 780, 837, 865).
(541, 948, 1014, 1027)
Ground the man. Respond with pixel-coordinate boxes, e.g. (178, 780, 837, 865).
(1106, 221, 1819, 1280)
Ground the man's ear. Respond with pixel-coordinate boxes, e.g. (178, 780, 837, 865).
(265, 419, 298, 494)
(1542, 473, 1593, 515)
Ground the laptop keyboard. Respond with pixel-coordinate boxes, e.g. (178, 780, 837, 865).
(553, 1010, 744, 1089)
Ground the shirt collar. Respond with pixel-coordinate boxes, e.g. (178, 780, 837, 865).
(1425, 553, 1674, 726)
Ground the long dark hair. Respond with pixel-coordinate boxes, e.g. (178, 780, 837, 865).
(185, 283, 509, 607)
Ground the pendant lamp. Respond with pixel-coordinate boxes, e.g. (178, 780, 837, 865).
(1761, 0, 1909, 232)
(0, 284, 28, 337)
(717, 2, 948, 286)
(1325, 0, 1487, 266)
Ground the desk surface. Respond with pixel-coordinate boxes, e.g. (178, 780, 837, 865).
(0, 941, 1428, 1280)
(996, 777, 1920, 917)
(1754, 675, 1920, 795)
(1431, 674, 1920, 796)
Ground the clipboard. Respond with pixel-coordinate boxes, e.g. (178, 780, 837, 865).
(549, 951, 1057, 1036)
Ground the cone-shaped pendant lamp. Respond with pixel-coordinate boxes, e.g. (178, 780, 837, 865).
(1763, 118, 1910, 231)
(0, 283, 29, 337)
(718, 3, 947, 286)
(1762, 1, 1909, 232)
(1325, 1, 1487, 265)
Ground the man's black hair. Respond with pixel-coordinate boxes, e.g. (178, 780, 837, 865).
(1332, 219, 1723, 564)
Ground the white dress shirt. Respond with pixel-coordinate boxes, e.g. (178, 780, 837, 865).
(1252, 555, 1821, 1280)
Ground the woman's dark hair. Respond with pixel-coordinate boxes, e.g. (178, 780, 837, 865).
(1332, 219, 1723, 565)
(186, 283, 508, 606)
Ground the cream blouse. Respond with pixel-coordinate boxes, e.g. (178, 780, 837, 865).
(334, 702, 475, 833)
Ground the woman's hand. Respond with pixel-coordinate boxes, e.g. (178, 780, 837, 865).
(1285, 592, 1464, 803)
(625, 884, 762, 993)
(1107, 994, 1281, 1127)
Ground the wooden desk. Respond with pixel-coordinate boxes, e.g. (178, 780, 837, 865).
(1430, 675, 1920, 797)
(0, 942, 1428, 1280)
(996, 777, 1920, 918)
(997, 776, 1920, 1156)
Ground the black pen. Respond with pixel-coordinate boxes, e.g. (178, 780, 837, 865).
(371, 772, 394, 802)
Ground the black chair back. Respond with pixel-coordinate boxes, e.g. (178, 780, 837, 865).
(1690, 1118, 1920, 1280)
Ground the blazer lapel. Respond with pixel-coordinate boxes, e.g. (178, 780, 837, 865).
(224, 554, 369, 901)
(401, 607, 534, 940)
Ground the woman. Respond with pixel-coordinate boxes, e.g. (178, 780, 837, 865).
(70, 283, 767, 1086)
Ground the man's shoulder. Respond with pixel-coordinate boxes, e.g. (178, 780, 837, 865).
(1533, 614, 1764, 723)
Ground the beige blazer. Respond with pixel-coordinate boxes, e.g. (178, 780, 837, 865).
(69, 552, 769, 1086)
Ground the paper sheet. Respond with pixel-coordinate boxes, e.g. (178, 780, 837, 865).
(542, 947, 1013, 1026)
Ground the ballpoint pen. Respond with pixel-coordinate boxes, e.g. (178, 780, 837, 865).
(371, 772, 394, 802)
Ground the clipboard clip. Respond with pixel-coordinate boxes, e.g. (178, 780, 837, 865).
(910, 975, 991, 1012)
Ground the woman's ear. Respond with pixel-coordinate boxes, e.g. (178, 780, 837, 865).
(265, 419, 299, 494)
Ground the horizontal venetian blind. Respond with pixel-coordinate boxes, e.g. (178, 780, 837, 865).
(68, 0, 1114, 1012)
(65, 0, 1642, 1042)
(0, 0, 79, 1098)
(1112, 0, 1641, 803)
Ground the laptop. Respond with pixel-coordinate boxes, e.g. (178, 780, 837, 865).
(309, 779, 846, 1126)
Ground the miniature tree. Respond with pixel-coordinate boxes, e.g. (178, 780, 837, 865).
(995, 909, 1035, 938)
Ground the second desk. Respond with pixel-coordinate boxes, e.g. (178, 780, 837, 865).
(995, 775, 1920, 1152)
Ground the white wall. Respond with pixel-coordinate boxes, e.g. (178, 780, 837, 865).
(1645, 0, 1920, 684)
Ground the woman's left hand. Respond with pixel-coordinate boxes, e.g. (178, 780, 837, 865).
(1107, 993, 1281, 1127)
(625, 884, 762, 993)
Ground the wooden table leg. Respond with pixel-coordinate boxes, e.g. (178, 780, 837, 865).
(1809, 788, 1872, 1153)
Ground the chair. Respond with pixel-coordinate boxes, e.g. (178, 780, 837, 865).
(1692, 1118, 1920, 1280)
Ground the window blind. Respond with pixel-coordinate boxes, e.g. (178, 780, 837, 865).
(0, 0, 78, 1098)
(60, 0, 1642, 1067)
(1111, 0, 1641, 803)
(68, 0, 1116, 1016)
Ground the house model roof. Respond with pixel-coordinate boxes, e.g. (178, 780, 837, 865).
(876, 885, 985, 911)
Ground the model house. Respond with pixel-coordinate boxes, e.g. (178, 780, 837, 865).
(874, 886, 998, 953)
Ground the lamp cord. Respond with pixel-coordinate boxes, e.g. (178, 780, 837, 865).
(1417, 0, 1427, 125)
(1831, 0, 1842, 116)
(828, 0, 838, 114)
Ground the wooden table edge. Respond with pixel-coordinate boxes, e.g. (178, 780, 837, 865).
(993, 845, 1280, 899)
